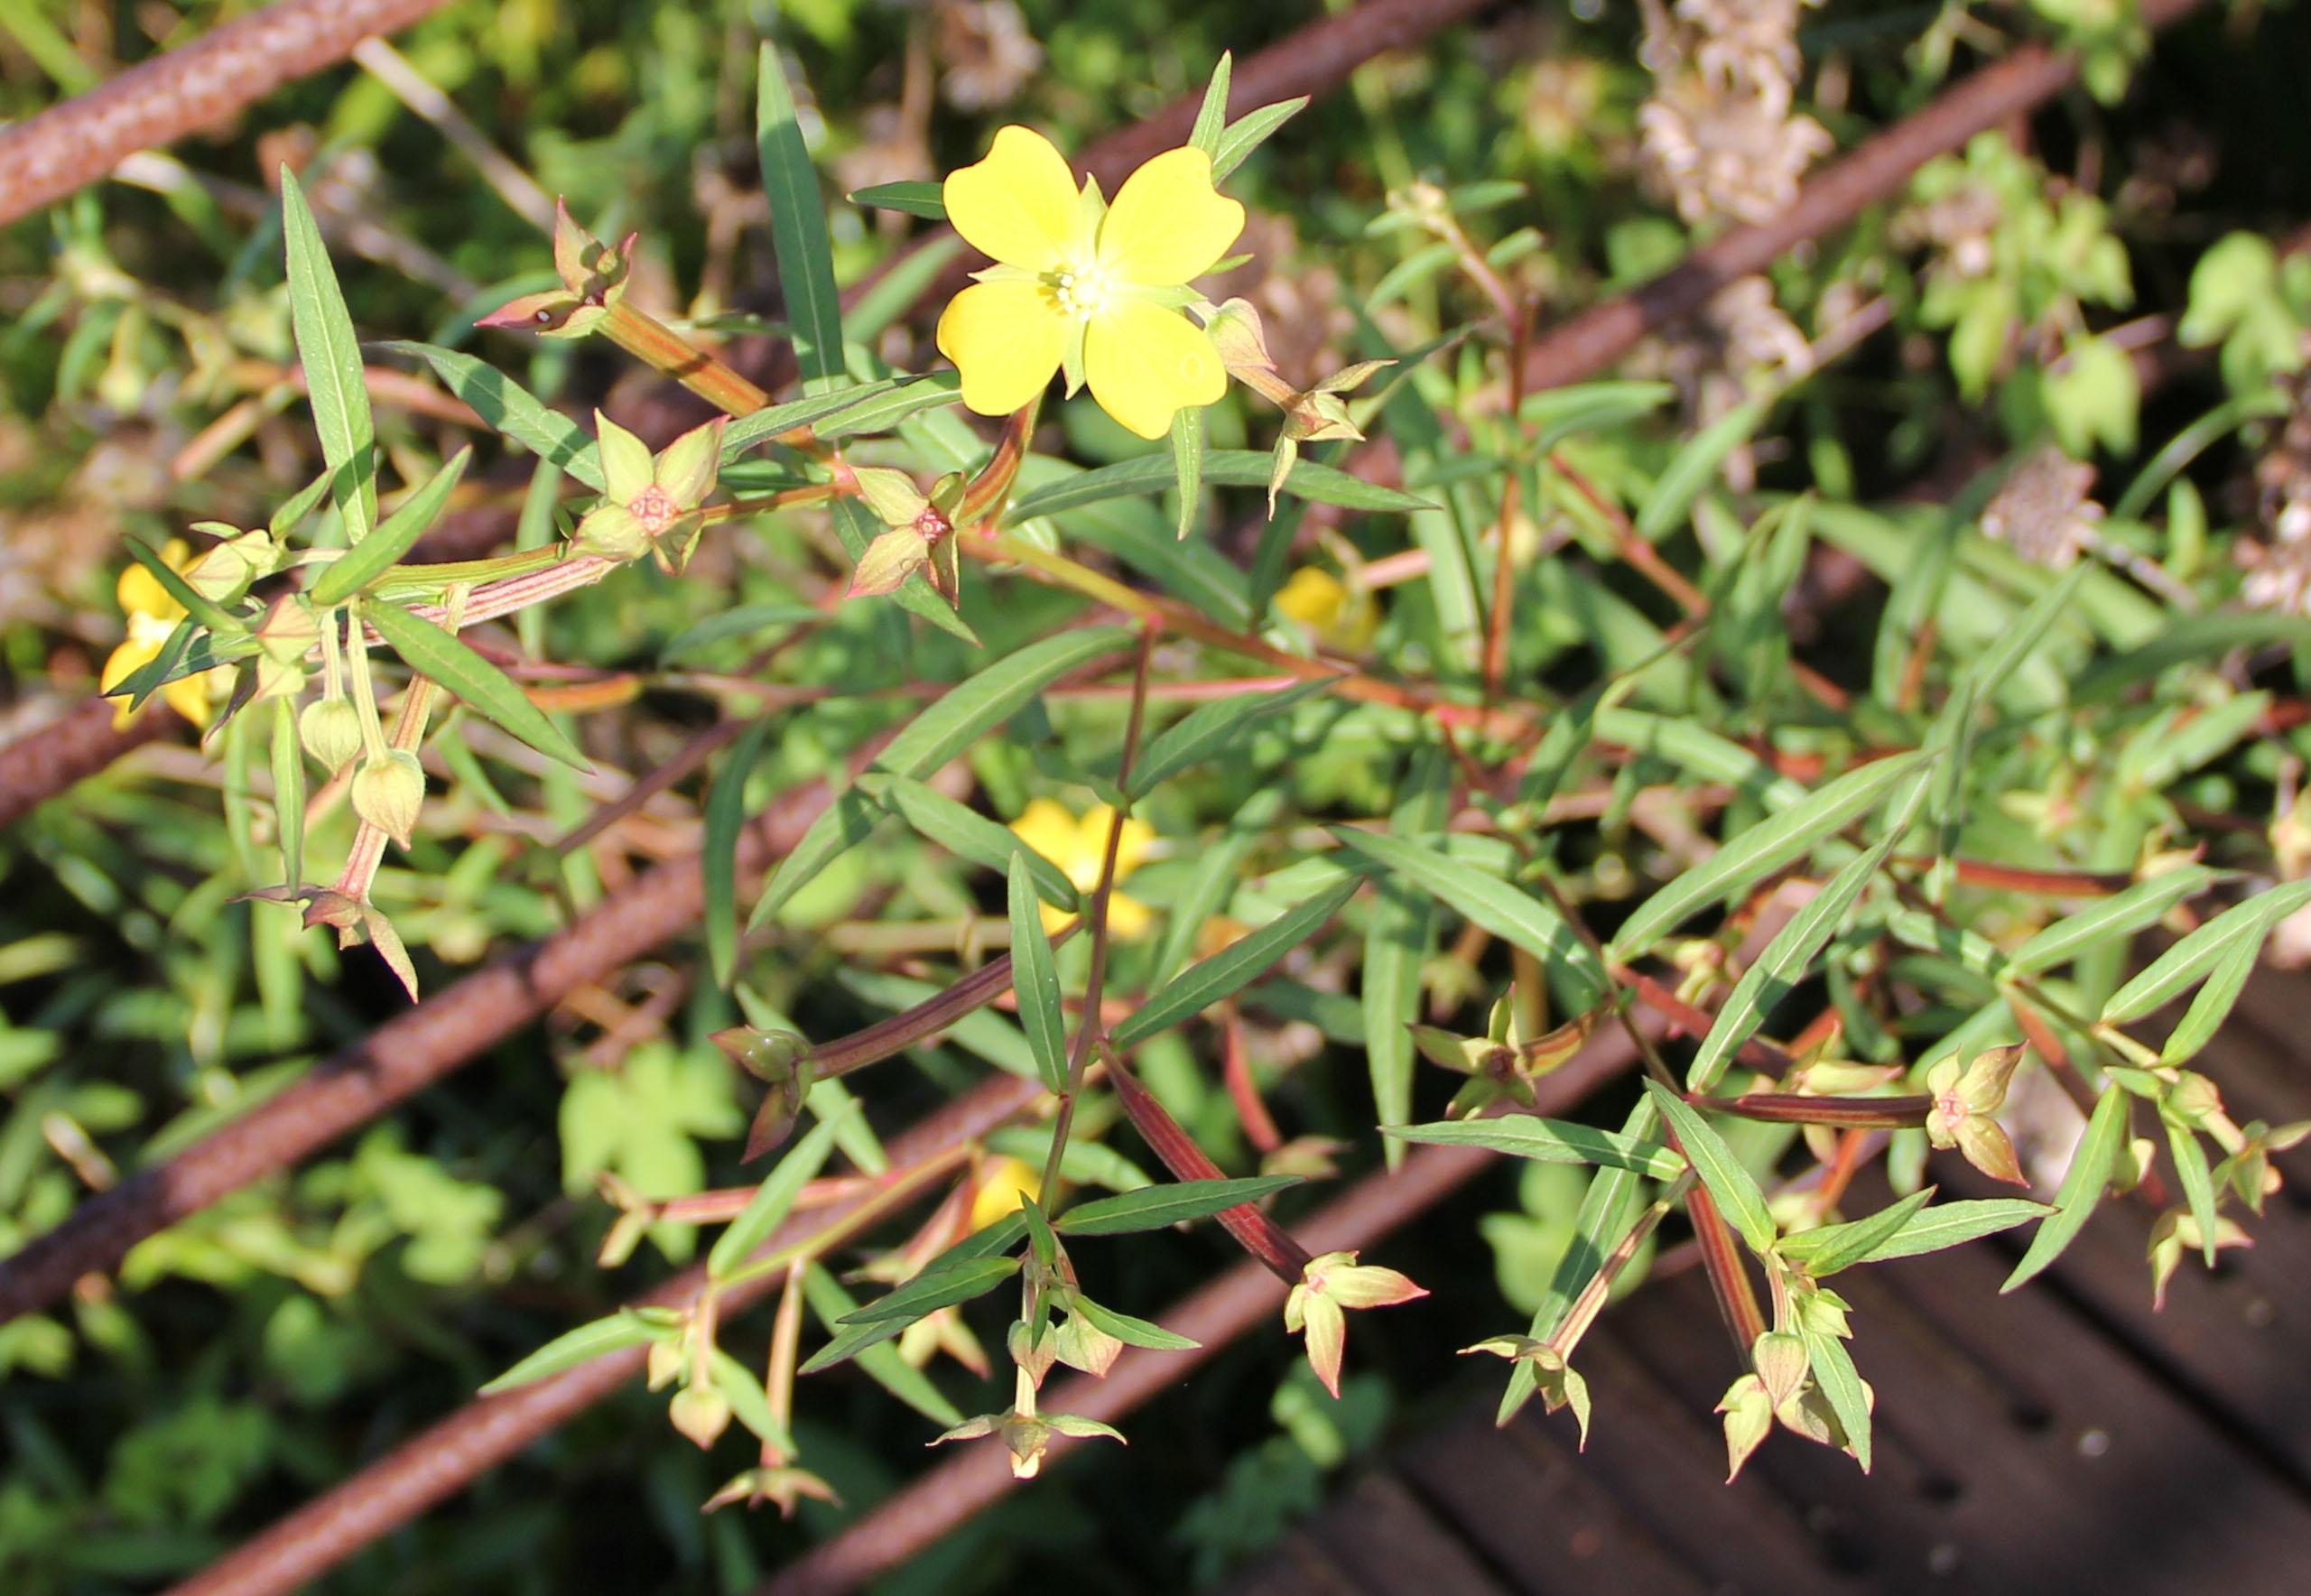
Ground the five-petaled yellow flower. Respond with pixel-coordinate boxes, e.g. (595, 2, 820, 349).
(938, 126, 1244, 441)
(1008, 797, 1156, 938)
(100, 541, 229, 729)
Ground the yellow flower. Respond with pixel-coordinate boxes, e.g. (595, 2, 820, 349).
(1007, 796, 1156, 938)
(967, 1155, 1040, 1232)
(937, 126, 1244, 441)
(100, 540, 229, 729)
(1274, 566, 1378, 653)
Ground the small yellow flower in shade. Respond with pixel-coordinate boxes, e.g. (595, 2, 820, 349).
(1007, 796, 1156, 938)
(100, 541, 230, 728)
(967, 1155, 1040, 1232)
(937, 125, 1245, 440)
(1274, 566, 1378, 653)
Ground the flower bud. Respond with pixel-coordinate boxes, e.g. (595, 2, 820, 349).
(301, 698, 365, 772)
(352, 749, 425, 846)
(669, 1382, 731, 1450)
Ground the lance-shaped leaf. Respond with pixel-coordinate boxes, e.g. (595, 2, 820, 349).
(752, 627, 1131, 926)
(1053, 1176, 1301, 1238)
(1330, 826, 1602, 998)
(1126, 676, 1333, 799)
(310, 448, 472, 606)
(707, 1100, 856, 1280)
(756, 42, 843, 390)
(361, 599, 589, 771)
(482, 1308, 675, 1394)
(1005, 451, 1430, 522)
(800, 1265, 964, 1427)
(835, 1256, 1021, 1324)
(705, 719, 773, 988)
(2102, 879, 2311, 1024)
(2008, 866, 2218, 977)
(1008, 852, 1070, 1095)
(1774, 1188, 1936, 1276)
(378, 341, 603, 488)
(281, 171, 377, 543)
(2003, 1083, 2129, 1293)
(1610, 753, 1926, 962)
(1111, 877, 1360, 1049)
(1386, 1117, 1685, 1179)
(1645, 1081, 1777, 1256)
(863, 775, 1078, 910)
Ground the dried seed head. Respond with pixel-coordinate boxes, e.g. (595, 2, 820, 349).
(1982, 447, 2103, 570)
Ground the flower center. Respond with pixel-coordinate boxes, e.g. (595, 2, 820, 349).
(628, 485, 679, 535)
(1046, 262, 1115, 320)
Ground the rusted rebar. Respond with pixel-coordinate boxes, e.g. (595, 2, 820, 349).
(1518, 0, 2212, 393)
(0, 700, 179, 830)
(0, 0, 456, 227)
(0, 775, 833, 1327)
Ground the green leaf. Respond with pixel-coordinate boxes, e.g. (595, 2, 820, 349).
(815, 373, 965, 440)
(1008, 852, 1070, 1095)
(719, 377, 933, 456)
(361, 598, 590, 772)
(1685, 767, 1932, 1092)
(1211, 97, 1308, 183)
(1189, 53, 1232, 158)
(1072, 1294, 1200, 1351)
(861, 775, 1078, 910)
(708, 1100, 854, 1280)
(1634, 401, 1761, 541)
(1169, 404, 1204, 540)
(1521, 382, 1675, 452)
(2009, 868, 2218, 977)
(2101, 879, 2311, 1024)
(1595, 708, 1807, 810)
(1837, 1197, 2050, 1265)
(800, 1220, 1026, 1371)
(310, 448, 471, 606)
(1773, 1188, 1935, 1276)
(756, 42, 844, 392)
(481, 1309, 671, 1394)
(848, 181, 946, 220)
(2003, 1083, 2128, 1292)
(270, 698, 305, 891)
(1803, 1330, 1872, 1472)
(1126, 677, 1332, 799)
(1005, 451, 1430, 523)
(658, 602, 823, 665)
(2162, 932, 2260, 1065)
(751, 627, 1131, 924)
(1330, 827, 1602, 999)
(711, 1350, 796, 1456)
(1608, 752, 1926, 963)
(800, 1265, 964, 1426)
(1109, 877, 1360, 1050)
(835, 1256, 1020, 1323)
(1054, 1175, 1300, 1237)
(2164, 1109, 2222, 1267)
(281, 171, 377, 543)
(1385, 1118, 1685, 1179)
(1363, 750, 1445, 1168)
(705, 719, 774, 988)
(377, 341, 603, 489)
(1644, 1081, 1776, 1255)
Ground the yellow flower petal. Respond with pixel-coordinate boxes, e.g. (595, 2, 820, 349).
(1083, 299, 1228, 441)
(1105, 891, 1153, 941)
(162, 668, 223, 729)
(1010, 797, 1088, 876)
(943, 125, 1083, 273)
(1275, 567, 1347, 633)
(116, 541, 190, 623)
(968, 1156, 1041, 1232)
(101, 637, 161, 728)
(1097, 147, 1244, 287)
(937, 279, 1068, 418)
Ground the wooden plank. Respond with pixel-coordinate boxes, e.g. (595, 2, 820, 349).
(1263, 1471, 1514, 1596)
(1873, 1225, 2311, 1589)
(1395, 1397, 1706, 1595)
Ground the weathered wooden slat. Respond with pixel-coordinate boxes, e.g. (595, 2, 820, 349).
(1395, 1399, 1706, 1594)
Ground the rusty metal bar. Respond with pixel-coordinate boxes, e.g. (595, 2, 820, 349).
(0, 0, 459, 227)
